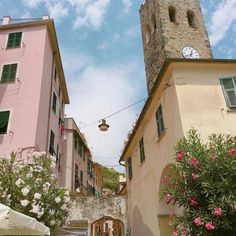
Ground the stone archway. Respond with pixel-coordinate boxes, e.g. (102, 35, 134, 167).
(158, 164, 175, 236)
(91, 216, 125, 236)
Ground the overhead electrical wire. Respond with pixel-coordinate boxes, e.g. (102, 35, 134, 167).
(80, 97, 147, 129)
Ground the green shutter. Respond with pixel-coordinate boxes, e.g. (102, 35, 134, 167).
(52, 92, 57, 113)
(139, 137, 145, 163)
(156, 105, 165, 136)
(221, 78, 236, 108)
(1, 64, 17, 83)
(49, 130, 55, 155)
(7, 32, 22, 48)
(0, 111, 10, 134)
(128, 157, 133, 180)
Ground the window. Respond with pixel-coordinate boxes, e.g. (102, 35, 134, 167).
(7, 32, 22, 48)
(54, 68, 57, 80)
(156, 104, 165, 136)
(169, 6, 176, 23)
(49, 130, 55, 155)
(221, 77, 236, 108)
(1, 63, 17, 83)
(187, 10, 196, 28)
(127, 157, 133, 180)
(139, 137, 145, 163)
(59, 86, 61, 97)
(75, 163, 79, 190)
(80, 171, 83, 185)
(151, 14, 157, 34)
(52, 92, 57, 113)
(0, 111, 10, 134)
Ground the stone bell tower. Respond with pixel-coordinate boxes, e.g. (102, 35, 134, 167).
(140, 0, 213, 92)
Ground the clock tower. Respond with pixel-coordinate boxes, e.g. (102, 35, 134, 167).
(140, 0, 213, 92)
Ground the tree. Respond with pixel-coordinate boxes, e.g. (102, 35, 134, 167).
(160, 130, 236, 236)
(0, 152, 71, 232)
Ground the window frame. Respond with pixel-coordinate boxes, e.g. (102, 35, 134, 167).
(220, 77, 236, 109)
(6, 32, 23, 49)
(127, 157, 133, 180)
(0, 63, 18, 83)
(0, 110, 10, 134)
(49, 130, 55, 155)
(156, 104, 165, 137)
(52, 92, 57, 113)
(139, 137, 145, 163)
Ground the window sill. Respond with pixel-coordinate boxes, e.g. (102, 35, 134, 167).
(0, 81, 16, 84)
(5, 46, 22, 50)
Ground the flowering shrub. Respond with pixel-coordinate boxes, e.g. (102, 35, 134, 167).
(160, 130, 236, 236)
(0, 152, 71, 231)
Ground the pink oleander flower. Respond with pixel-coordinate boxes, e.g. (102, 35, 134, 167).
(194, 217, 202, 226)
(168, 219, 173, 226)
(34, 193, 41, 200)
(176, 151, 184, 161)
(161, 175, 169, 184)
(214, 208, 222, 216)
(190, 157, 199, 166)
(191, 173, 200, 180)
(165, 194, 173, 203)
(210, 156, 217, 161)
(172, 232, 178, 236)
(20, 199, 29, 207)
(234, 205, 236, 211)
(229, 148, 236, 157)
(205, 222, 215, 230)
(190, 198, 198, 206)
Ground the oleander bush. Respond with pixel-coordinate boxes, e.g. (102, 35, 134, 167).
(160, 130, 236, 236)
(0, 152, 71, 231)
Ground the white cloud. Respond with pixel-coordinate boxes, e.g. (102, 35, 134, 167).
(63, 51, 143, 168)
(47, 2, 69, 21)
(21, 0, 110, 29)
(122, 0, 133, 13)
(97, 41, 109, 50)
(73, 0, 110, 29)
(209, 0, 236, 46)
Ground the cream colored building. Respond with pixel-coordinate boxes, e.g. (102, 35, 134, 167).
(120, 59, 236, 236)
(119, 0, 236, 235)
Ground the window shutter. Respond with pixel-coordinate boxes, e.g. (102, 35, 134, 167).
(156, 105, 165, 136)
(221, 78, 236, 108)
(7, 32, 22, 48)
(0, 111, 10, 134)
(52, 92, 57, 113)
(1, 64, 17, 83)
(49, 130, 55, 155)
(128, 157, 133, 180)
(139, 137, 145, 163)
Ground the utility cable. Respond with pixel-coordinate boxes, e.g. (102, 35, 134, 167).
(80, 97, 147, 129)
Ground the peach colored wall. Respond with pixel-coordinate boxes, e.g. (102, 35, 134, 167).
(0, 25, 48, 154)
(174, 63, 236, 138)
(125, 62, 236, 236)
(126, 71, 184, 236)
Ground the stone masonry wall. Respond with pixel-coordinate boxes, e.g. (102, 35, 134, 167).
(140, 0, 213, 92)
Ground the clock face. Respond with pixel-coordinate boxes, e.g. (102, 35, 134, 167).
(182, 47, 200, 59)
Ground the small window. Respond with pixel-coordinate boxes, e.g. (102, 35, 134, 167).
(0, 111, 10, 134)
(221, 77, 236, 108)
(49, 130, 55, 155)
(1, 63, 17, 83)
(169, 6, 176, 23)
(156, 104, 165, 136)
(7, 32, 22, 48)
(127, 157, 133, 180)
(52, 92, 57, 113)
(75, 163, 79, 190)
(145, 25, 151, 43)
(54, 68, 57, 80)
(59, 86, 61, 97)
(187, 10, 196, 28)
(80, 171, 83, 185)
(139, 137, 145, 163)
(151, 14, 157, 34)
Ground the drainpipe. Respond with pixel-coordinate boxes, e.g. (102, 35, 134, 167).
(45, 52, 56, 152)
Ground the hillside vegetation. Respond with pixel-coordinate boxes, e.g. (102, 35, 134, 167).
(99, 165, 120, 192)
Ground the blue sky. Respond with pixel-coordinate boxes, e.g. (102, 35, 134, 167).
(0, 0, 236, 171)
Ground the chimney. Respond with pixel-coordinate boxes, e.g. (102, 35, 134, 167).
(2, 16, 11, 25)
(42, 15, 50, 20)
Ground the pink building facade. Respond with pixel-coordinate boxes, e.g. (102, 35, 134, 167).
(0, 16, 69, 183)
